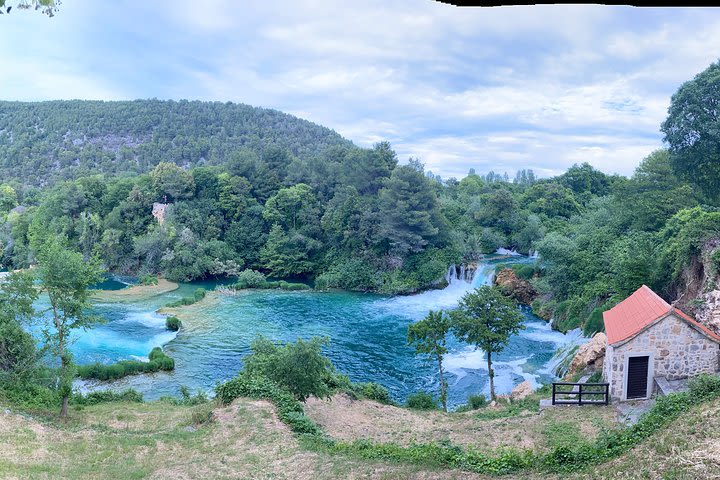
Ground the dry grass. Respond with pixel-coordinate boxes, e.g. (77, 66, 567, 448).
(3, 396, 719, 479)
(305, 394, 617, 452)
(0, 399, 494, 480)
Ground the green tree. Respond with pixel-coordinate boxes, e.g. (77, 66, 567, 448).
(450, 286, 524, 401)
(35, 237, 105, 417)
(150, 162, 195, 202)
(0, 271, 39, 378)
(661, 60, 720, 200)
(378, 162, 440, 255)
(407, 310, 451, 412)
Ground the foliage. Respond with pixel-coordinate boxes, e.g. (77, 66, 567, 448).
(454, 394, 487, 412)
(234, 268, 267, 288)
(405, 392, 438, 410)
(215, 371, 322, 435)
(138, 274, 158, 285)
(76, 347, 174, 381)
(661, 60, 720, 200)
(165, 316, 182, 331)
(71, 389, 144, 406)
(165, 288, 207, 308)
(242, 336, 336, 401)
(450, 286, 524, 400)
(0, 271, 39, 379)
(349, 382, 392, 404)
(407, 310, 450, 411)
(33, 236, 105, 417)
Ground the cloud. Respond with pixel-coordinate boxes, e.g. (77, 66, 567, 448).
(1, 2, 720, 179)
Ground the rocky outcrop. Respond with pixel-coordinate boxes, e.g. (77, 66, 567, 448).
(152, 202, 169, 224)
(566, 332, 606, 378)
(494, 268, 537, 304)
(510, 380, 534, 401)
(672, 238, 720, 335)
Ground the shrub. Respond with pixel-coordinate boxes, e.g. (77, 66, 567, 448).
(77, 348, 175, 381)
(234, 269, 267, 289)
(215, 372, 322, 435)
(72, 389, 144, 406)
(454, 394, 488, 413)
(189, 403, 215, 426)
(194, 287, 206, 301)
(582, 308, 605, 336)
(405, 392, 438, 410)
(353, 382, 391, 404)
(243, 336, 335, 401)
(138, 274, 158, 286)
(165, 316, 182, 331)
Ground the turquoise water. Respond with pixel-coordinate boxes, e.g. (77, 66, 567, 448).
(35, 258, 584, 408)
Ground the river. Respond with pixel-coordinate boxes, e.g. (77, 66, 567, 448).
(33, 256, 584, 408)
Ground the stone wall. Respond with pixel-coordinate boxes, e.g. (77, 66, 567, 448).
(606, 313, 720, 400)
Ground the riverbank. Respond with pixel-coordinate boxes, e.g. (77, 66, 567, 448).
(91, 278, 179, 302)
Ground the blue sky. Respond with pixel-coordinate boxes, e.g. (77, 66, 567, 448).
(2, 1, 720, 179)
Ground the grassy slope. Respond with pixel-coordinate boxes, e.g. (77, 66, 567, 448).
(1, 397, 718, 479)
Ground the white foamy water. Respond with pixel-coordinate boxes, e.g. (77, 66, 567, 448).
(375, 262, 496, 320)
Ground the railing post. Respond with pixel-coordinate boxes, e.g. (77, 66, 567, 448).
(579, 383, 583, 406)
(552, 383, 556, 405)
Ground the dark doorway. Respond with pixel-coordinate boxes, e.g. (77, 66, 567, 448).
(626, 355, 649, 399)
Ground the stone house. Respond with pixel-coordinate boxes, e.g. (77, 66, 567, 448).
(603, 285, 720, 401)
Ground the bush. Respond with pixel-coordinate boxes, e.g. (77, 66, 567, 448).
(165, 316, 182, 331)
(77, 348, 175, 381)
(72, 389, 144, 406)
(352, 382, 392, 404)
(405, 392, 438, 410)
(234, 269, 267, 289)
(243, 336, 335, 401)
(138, 274, 158, 286)
(582, 308, 605, 336)
(194, 287, 206, 301)
(215, 372, 322, 435)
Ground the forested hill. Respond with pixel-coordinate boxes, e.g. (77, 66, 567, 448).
(0, 99, 353, 186)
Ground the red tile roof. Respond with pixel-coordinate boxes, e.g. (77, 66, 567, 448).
(603, 285, 720, 344)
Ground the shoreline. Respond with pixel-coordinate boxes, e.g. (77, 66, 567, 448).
(92, 278, 179, 302)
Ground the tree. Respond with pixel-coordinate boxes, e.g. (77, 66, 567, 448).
(0, 0, 58, 16)
(661, 60, 720, 200)
(0, 271, 38, 378)
(150, 162, 195, 202)
(35, 237, 105, 417)
(378, 163, 440, 255)
(407, 310, 450, 412)
(450, 286, 524, 401)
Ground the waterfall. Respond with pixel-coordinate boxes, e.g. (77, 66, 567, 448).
(459, 264, 466, 282)
(446, 264, 458, 284)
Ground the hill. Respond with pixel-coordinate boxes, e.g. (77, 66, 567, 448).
(0, 99, 353, 186)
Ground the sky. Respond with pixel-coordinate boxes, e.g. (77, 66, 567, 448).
(1, 1, 720, 180)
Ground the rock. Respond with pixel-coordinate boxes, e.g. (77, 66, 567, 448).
(566, 332, 607, 378)
(489, 400, 496, 408)
(494, 268, 537, 304)
(152, 202, 169, 224)
(511, 380, 534, 401)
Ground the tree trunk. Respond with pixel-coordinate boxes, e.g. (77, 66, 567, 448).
(60, 395, 69, 418)
(58, 327, 68, 419)
(437, 354, 447, 413)
(487, 351, 495, 401)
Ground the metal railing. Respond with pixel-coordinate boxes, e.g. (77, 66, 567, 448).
(551, 382, 610, 405)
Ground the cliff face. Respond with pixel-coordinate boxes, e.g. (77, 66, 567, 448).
(672, 238, 720, 335)
(494, 268, 537, 304)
